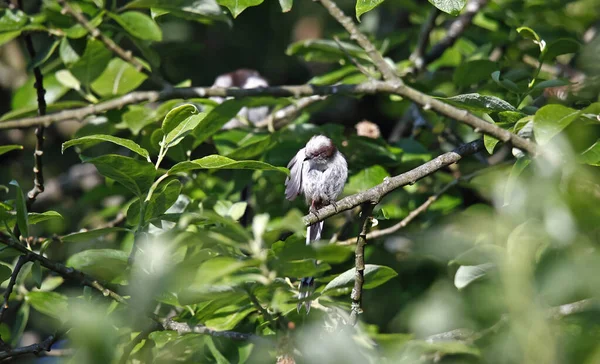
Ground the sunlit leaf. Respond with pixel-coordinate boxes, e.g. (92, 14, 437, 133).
(66, 249, 128, 282)
(454, 263, 495, 289)
(63, 134, 151, 161)
(91, 58, 148, 97)
(168, 155, 288, 175)
(0, 145, 22, 156)
(61, 227, 129, 243)
(322, 264, 397, 293)
(83, 154, 156, 197)
(356, 0, 385, 21)
(533, 104, 581, 145)
(109, 11, 162, 41)
(428, 0, 466, 15)
(26, 291, 68, 320)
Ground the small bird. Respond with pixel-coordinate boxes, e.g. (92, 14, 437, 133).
(285, 135, 348, 312)
(210, 69, 269, 129)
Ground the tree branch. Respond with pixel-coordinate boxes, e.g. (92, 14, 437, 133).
(18, 5, 47, 209)
(336, 164, 496, 245)
(0, 335, 57, 361)
(423, 0, 489, 66)
(56, 0, 167, 87)
(0, 233, 127, 305)
(349, 203, 375, 326)
(410, 7, 440, 70)
(0, 254, 30, 324)
(303, 139, 485, 226)
(0, 82, 536, 154)
(162, 318, 258, 341)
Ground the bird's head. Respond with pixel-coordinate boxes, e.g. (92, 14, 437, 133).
(305, 135, 337, 164)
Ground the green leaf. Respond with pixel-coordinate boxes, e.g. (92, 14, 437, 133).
(453, 60, 497, 88)
(226, 135, 272, 160)
(61, 227, 129, 243)
(484, 134, 499, 154)
(28, 211, 63, 225)
(109, 11, 162, 41)
(450, 244, 505, 266)
(0, 145, 22, 156)
(286, 39, 370, 63)
(28, 40, 60, 70)
(161, 104, 203, 148)
(0, 31, 21, 47)
(543, 38, 579, 62)
(12, 73, 69, 110)
(120, 105, 156, 135)
(91, 58, 148, 97)
(64, 12, 104, 38)
(322, 264, 397, 293)
(168, 155, 288, 175)
(356, 0, 385, 20)
(9, 180, 28, 238)
(62, 134, 150, 161)
(440, 93, 517, 113)
(428, 0, 466, 15)
(192, 100, 246, 143)
(533, 104, 581, 145)
(66, 249, 128, 282)
(517, 26, 541, 43)
(504, 157, 531, 204)
(84, 154, 156, 197)
(127, 179, 182, 225)
(125, 0, 225, 21)
(11, 304, 28, 346)
(32, 261, 42, 289)
(0, 263, 12, 284)
(344, 165, 389, 195)
(454, 263, 494, 289)
(69, 39, 112, 85)
(59, 37, 87, 66)
(0, 9, 28, 32)
(578, 140, 600, 166)
(532, 79, 570, 91)
(491, 71, 521, 93)
(55, 70, 81, 91)
(217, 0, 264, 18)
(25, 291, 68, 320)
(278, 0, 292, 12)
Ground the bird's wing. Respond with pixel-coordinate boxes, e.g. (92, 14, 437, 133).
(285, 147, 305, 201)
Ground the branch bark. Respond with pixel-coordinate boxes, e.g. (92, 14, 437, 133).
(0, 335, 57, 361)
(0, 233, 127, 305)
(303, 140, 484, 226)
(0, 254, 30, 324)
(162, 318, 259, 341)
(349, 203, 375, 326)
(0, 82, 536, 154)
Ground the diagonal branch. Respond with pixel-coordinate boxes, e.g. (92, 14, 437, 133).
(0, 233, 127, 305)
(0, 82, 537, 154)
(303, 139, 485, 226)
(410, 7, 440, 70)
(56, 0, 167, 87)
(318, 0, 399, 82)
(349, 203, 375, 326)
(423, 0, 489, 67)
(0, 335, 57, 361)
(0, 254, 31, 324)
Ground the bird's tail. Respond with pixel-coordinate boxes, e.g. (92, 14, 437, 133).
(297, 221, 324, 313)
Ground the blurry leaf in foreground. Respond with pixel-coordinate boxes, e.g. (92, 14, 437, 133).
(322, 264, 397, 294)
(454, 263, 495, 289)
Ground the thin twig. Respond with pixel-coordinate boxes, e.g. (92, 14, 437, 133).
(254, 95, 325, 130)
(0, 254, 30, 324)
(336, 165, 493, 245)
(318, 0, 399, 82)
(162, 318, 259, 341)
(56, 0, 167, 87)
(410, 8, 440, 70)
(333, 36, 373, 78)
(17, 0, 47, 209)
(0, 335, 58, 361)
(349, 203, 375, 326)
(0, 233, 127, 305)
(423, 0, 489, 66)
(0, 82, 537, 155)
(304, 139, 485, 226)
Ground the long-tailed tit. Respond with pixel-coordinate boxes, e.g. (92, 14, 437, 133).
(210, 69, 269, 129)
(285, 135, 348, 312)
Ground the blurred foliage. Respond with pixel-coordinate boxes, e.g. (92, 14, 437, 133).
(0, 0, 599, 363)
